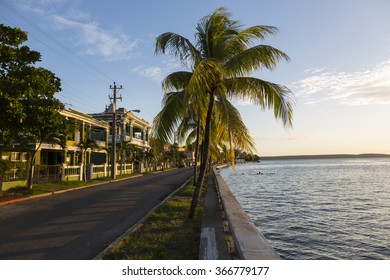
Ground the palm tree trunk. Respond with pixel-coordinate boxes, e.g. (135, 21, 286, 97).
(188, 92, 214, 219)
(82, 151, 86, 181)
(193, 118, 200, 186)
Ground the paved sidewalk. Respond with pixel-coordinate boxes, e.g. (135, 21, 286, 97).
(199, 174, 232, 260)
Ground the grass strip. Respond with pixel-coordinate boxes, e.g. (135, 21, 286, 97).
(103, 182, 204, 260)
(0, 173, 138, 198)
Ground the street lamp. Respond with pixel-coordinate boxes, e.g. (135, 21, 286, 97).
(111, 109, 140, 179)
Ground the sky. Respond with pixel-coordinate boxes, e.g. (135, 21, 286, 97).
(1, 0, 390, 156)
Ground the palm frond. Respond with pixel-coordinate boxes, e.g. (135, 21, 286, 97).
(225, 44, 290, 76)
(151, 90, 186, 142)
(162, 71, 192, 92)
(155, 32, 201, 67)
(221, 25, 279, 62)
(187, 58, 224, 95)
(226, 77, 294, 127)
(195, 7, 240, 60)
(215, 97, 256, 153)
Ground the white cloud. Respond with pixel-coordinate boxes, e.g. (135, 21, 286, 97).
(19, 0, 139, 61)
(132, 60, 182, 83)
(132, 66, 165, 82)
(236, 99, 252, 106)
(293, 60, 390, 106)
(51, 15, 139, 61)
(18, 0, 68, 16)
(304, 67, 326, 74)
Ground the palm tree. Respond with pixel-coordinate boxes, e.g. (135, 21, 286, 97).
(78, 137, 99, 181)
(155, 7, 294, 218)
(119, 140, 138, 175)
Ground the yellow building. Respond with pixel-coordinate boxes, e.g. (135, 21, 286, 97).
(0, 109, 110, 166)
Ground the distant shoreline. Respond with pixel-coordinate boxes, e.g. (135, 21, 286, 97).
(260, 153, 390, 161)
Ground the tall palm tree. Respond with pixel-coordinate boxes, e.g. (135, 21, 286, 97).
(155, 7, 294, 218)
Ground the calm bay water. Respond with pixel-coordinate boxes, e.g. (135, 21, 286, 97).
(219, 157, 390, 260)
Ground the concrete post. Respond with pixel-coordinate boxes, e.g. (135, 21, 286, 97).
(87, 163, 93, 180)
(79, 164, 83, 181)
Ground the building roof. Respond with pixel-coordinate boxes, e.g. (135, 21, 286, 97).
(89, 105, 151, 129)
(61, 109, 110, 129)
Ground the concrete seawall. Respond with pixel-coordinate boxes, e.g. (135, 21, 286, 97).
(213, 166, 280, 260)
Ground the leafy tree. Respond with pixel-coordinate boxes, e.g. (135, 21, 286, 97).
(155, 8, 294, 218)
(0, 24, 64, 189)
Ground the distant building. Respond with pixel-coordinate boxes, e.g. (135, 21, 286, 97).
(89, 104, 151, 153)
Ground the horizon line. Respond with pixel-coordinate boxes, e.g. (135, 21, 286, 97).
(259, 153, 390, 159)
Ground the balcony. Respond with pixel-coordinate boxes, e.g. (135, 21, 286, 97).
(107, 134, 148, 148)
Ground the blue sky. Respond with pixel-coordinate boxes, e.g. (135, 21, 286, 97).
(1, 0, 390, 156)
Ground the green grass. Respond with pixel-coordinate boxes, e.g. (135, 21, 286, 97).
(0, 173, 138, 198)
(103, 183, 204, 260)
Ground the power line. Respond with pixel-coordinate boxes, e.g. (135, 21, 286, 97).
(0, 0, 114, 84)
(1, 12, 112, 88)
(61, 82, 106, 110)
(57, 92, 102, 113)
(0, 2, 148, 119)
(1, 12, 107, 113)
(0, 4, 114, 113)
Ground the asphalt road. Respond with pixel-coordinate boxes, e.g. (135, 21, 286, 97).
(0, 168, 193, 260)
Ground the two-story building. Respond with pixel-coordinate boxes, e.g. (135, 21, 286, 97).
(0, 109, 110, 187)
(90, 104, 151, 158)
(58, 109, 110, 166)
(0, 109, 110, 167)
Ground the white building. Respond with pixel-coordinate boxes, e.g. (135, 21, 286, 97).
(90, 104, 151, 153)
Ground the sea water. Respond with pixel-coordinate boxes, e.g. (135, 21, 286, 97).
(219, 157, 390, 259)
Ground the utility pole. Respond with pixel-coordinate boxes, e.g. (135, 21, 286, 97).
(109, 82, 122, 179)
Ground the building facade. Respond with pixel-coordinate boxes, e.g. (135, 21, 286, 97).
(57, 109, 110, 166)
(0, 109, 110, 166)
(1, 105, 153, 187)
(0, 109, 110, 187)
(90, 104, 151, 154)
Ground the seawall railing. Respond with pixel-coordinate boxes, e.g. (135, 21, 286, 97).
(213, 166, 280, 260)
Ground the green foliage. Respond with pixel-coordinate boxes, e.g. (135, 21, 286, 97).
(0, 159, 27, 180)
(0, 160, 12, 179)
(0, 23, 64, 146)
(0, 159, 13, 173)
